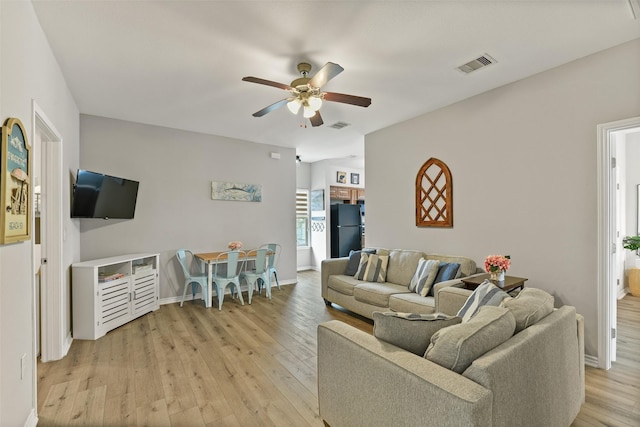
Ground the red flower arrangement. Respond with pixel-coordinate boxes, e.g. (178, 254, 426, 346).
(484, 255, 511, 273)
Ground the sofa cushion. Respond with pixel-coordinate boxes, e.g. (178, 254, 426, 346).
(427, 262, 461, 296)
(386, 249, 425, 286)
(426, 254, 477, 277)
(354, 253, 389, 282)
(353, 282, 409, 307)
(501, 288, 554, 333)
(344, 249, 376, 276)
(425, 306, 516, 374)
(327, 275, 363, 296)
(388, 293, 436, 314)
(373, 312, 461, 356)
(457, 280, 510, 322)
(409, 258, 440, 296)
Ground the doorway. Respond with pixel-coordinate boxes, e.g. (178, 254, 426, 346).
(597, 116, 640, 370)
(32, 102, 66, 363)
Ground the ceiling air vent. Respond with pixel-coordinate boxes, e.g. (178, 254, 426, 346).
(329, 121, 350, 130)
(457, 54, 496, 74)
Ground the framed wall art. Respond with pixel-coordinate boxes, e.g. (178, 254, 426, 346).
(310, 189, 324, 211)
(1, 117, 31, 244)
(351, 173, 360, 185)
(415, 157, 453, 228)
(211, 181, 262, 202)
(336, 171, 347, 184)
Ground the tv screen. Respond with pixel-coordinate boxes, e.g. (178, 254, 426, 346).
(71, 170, 139, 219)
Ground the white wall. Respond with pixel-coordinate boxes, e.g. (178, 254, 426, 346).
(0, 2, 80, 425)
(296, 161, 313, 270)
(365, 38, 640, 359)
(79, 115, 297, 299)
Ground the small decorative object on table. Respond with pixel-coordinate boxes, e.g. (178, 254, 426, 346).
(228, 241, 243, 250)
(484, 254, 511, 282)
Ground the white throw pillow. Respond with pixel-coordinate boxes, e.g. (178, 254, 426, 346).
(456, 280, 511, 322)
(354, 253, 389, 283)
(408, 258, 440, 297)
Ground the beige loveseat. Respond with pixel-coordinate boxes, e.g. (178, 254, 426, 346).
(317, 287, 585, 427)
(321, 248, 482, 319)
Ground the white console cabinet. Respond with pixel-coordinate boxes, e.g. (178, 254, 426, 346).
(72, 253, 160, 340)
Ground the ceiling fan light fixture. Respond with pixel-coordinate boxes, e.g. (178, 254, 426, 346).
(287, 99, 302, 114)
(303, 105, 316, 118)
(308, 96, 322, 111)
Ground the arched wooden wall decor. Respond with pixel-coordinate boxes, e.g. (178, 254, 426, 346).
(416, 157, 453, 227)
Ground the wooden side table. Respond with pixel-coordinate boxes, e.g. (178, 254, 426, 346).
(461, 274, 528, 294)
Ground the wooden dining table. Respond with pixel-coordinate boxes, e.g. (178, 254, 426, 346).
(195, 249, 270, 308)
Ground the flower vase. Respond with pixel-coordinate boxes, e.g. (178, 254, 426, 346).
(490, 270, 505, 282)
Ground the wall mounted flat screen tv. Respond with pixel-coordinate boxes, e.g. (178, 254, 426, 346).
(71, 169, 139, 219)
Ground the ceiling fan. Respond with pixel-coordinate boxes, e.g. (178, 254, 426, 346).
(242, 62, 371, 127)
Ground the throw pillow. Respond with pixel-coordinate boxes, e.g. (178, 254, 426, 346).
(427, 262, 461, 296)
(354, 253, 389, 283)
(373, 312, 461, 356)
(425, 306, 516, 373)
(344, 249, 376, 276)
(456, 280, 510, 322)
(408, 258, 440, 296)
(501, 288, 554, 333)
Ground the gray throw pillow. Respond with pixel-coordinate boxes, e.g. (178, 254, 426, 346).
(425, 306, 516, 373)
(427, 262, 461, 296)
(373, 312, 462, 356)
(501, 288, 554, 333)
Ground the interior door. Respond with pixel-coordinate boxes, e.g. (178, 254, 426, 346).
(611, 137, 621, 360)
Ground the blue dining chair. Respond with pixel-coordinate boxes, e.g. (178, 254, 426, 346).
(260, 243, 281, 291)
(177, 249, 210, 307)
(240, 248, 270, 304)
(212, 250, 246, 310)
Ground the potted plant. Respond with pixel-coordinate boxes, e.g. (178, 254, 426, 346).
(622, 235, 640, 256)
(484, 254, 511, 282)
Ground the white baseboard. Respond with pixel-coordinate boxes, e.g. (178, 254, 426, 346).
(23, 408, 37, 427)
(297, 265, 314, 271)
(63, 331, 73, 357)
(585, 354, 598, 368)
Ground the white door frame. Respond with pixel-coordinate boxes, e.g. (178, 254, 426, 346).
(596, 116, 640, 369)
(32, 101, 66, 364)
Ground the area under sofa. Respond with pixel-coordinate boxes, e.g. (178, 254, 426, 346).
(321, 248, 483, 319)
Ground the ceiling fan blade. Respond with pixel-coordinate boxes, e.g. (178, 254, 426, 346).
(323, 91, 372, 107)
(242, 76, 292, 91)
(309, 111, 324, 127)
(308, 62, 344, 89)
(252, 99, 289, 117)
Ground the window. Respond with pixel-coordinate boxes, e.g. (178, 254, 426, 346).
(296, 189, 310, 246)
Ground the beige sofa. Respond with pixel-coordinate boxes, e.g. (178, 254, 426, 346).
(321, 248, 482, 319)
(317, 287, 585, 427)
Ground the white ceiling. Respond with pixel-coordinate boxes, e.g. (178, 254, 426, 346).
(32, 1, 640, 165)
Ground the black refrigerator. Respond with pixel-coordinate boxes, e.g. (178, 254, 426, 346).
(330, 204, 362, 258)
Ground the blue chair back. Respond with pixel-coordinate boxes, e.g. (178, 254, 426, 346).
(252, 248, 268, 274)
(214, 250, 245, 278)
(177, 249, 199, 279)
(262, 243, 280, 269)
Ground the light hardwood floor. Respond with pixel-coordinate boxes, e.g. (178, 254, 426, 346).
(37, 271, 639, 426)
